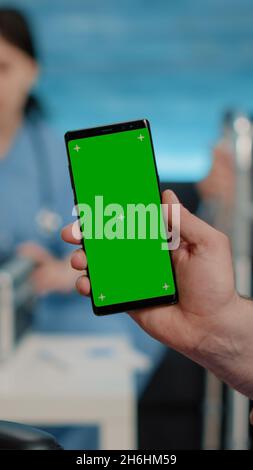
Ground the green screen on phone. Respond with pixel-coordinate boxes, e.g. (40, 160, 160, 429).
(68, 126, 176, 311)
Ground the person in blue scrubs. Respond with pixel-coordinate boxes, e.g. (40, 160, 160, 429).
(0, 8, 165, 448)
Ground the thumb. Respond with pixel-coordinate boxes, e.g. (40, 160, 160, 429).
(162, 189, 218, 246)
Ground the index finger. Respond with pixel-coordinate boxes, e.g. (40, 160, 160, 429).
(61, 222, 82, 245)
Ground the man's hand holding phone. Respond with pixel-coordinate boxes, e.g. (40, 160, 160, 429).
(62, 190, 253, 399)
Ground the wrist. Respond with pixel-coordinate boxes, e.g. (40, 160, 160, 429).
(190, 294, 253, 398)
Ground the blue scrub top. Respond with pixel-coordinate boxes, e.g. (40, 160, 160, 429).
(0, 117, 165, 389)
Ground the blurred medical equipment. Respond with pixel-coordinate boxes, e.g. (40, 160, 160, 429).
(0, 254, 36, 360)
(227, 112, 252, 450)
(203, 111, 253, 450)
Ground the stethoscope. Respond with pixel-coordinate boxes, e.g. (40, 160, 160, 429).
(26, 117, 63, 237)
(0, 117, 63, 261)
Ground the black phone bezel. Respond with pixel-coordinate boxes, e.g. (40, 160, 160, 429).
(65, 118, 178, 315)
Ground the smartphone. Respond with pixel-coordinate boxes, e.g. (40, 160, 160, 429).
(65, 119, 178, 315)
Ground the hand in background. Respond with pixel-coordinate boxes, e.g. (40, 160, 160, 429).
(18, 242, 80, 295)
(197, 145, 235, 205)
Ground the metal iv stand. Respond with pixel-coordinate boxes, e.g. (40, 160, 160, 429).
(225, 113, 253, 450)
(202, 112, 252, 450)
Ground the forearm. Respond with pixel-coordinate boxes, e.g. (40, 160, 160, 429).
(191, 295, 253, 398)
